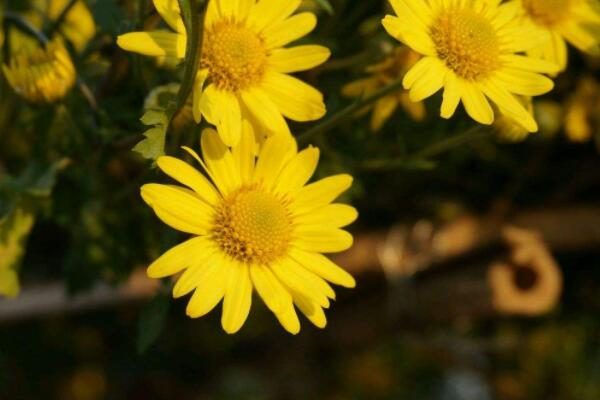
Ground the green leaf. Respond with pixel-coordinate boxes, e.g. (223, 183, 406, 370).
(136, 290, 171, 354)
(314, 0, 334, 15)
(0, 159, 71, 198)
(133, 110, 170, 161)
(0, 207, 35, 298)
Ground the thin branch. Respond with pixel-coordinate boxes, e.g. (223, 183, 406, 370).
(359, 126, 491, 171)
(298, 78, 405, 144)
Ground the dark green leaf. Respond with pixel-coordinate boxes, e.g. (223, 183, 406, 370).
(136, 290, 171, 354)
(314, 0, 334, 15)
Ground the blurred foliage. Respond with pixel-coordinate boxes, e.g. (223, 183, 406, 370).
(0, 0, 599, 399)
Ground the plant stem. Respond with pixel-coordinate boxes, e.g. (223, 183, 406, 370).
(298, 78, 404, 144)
(359, 126, 491, 171)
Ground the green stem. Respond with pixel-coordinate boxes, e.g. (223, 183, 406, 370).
(359, 126, 490, 171)
(298, 78, 404, 145)
(170, 0, 208, 132)
(3, 12, 49, 45)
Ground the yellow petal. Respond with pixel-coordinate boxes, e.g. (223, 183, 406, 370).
(117, 31, 185, 58)
(293, 292, 327, 328)
(289, 247, 356, 288)
(294, 204, 358, 229)
(273, 147, 320, 194)
(231, 121, 257, 182)
(156, 156, 220, 205)
(262, 12, 316, 48)
(153, 0, 185, 33)
(275, 303, 301, 334)
(221, 263, 253, 334)
(141, 184, 213, 235)
(260, 72, 326, 122)
(147, 236, 212, 279)
(200, 129, 241, 196)
(268, 45, 330, 73)
(294, 228, 354, 254)
(247, 0, 301, 32)
(186, 261, 230, 318)
(292, 174, 353, 215)
(252, 134, 297, 188)
(240, 87, 291, 136)
(250, 264, 293, 313)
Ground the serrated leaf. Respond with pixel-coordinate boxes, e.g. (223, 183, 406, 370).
(0, 207, 35, 298)
(314, 0, 334, 14)
(137, 290, 170, 354)
(133, 126, 167, 161)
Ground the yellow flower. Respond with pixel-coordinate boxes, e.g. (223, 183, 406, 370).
(118, 0, 331, 146)
(382, 0, 558, 132)
(142, 123, 357, 334)
(342, 47, 426, 132)
(513, 0, 600, 72)
(564, 76, 600, 142)
(2, 40, 76, 104)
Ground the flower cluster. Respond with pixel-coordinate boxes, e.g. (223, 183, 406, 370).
(2, 0, 599, 334)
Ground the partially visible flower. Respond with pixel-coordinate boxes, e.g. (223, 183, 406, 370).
(382, 0, 558, 132)
(2, 40, 76, 104)
(0, 209, 35, 299)
(494, 97, 534, 142)
(43, 0, 96, 52)
(342, 47, 426, 132)
(513, 0, 600, 72)
(118, 0, 331, 147)
(144, 83, 194, 134)
(564, 76, 600, 142)
(141, 123, 356, 334)
(9, 0, 96, 53)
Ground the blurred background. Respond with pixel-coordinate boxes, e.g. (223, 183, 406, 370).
(1, 0, 600, 399)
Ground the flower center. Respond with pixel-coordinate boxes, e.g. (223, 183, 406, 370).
(431, 8, 500, 80)
(212, 186, 293, 264)
(522, 0, 572, 27)
(201, 21, 268, 92)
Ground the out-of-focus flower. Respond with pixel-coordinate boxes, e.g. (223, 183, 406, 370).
(141, 124, 356, 334)
(342, 47, 426, 132)
(0, 209, 35, 298)
(8, 0, 96, 54)
(494, 97, 534, 142)
(2, 40, 76, 104)
(118, 0, 330, 146)
(144, 83, 194, 134)
(564, 76, 600, 142)
(513, 0, 600, 72)
(382, 0, 558, 132)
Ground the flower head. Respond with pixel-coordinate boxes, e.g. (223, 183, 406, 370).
(2, 40, 76, 104)
(118, 0, 331, 146)
(513, 0, 600, 72)
(142, 123, 356, 334)
(382, 0, 558, 132)
(342, 47, 426, 132)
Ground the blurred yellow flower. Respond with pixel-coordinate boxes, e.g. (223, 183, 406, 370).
(565, 76, 600, 142)
(118, 0, 331, 146)
(142, 123, 356, 334)
(342, 47, 426, 132)
(2, 40, 76, 104)
(513, 0, 600, 72)
(0, 209, 35, 298)
(494, 97, 534, 142)
(9, 0, 96, 53)
(382, 0, 558, 132)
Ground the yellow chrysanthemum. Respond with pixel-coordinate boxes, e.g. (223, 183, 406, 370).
(382, 0, 558, 132)
(513, 0, 600, 72)
(142, 123, 357, 334)
(2, 40, 76, 104)
(342, 47, 426, 132)
(118, 0, 331, 146)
